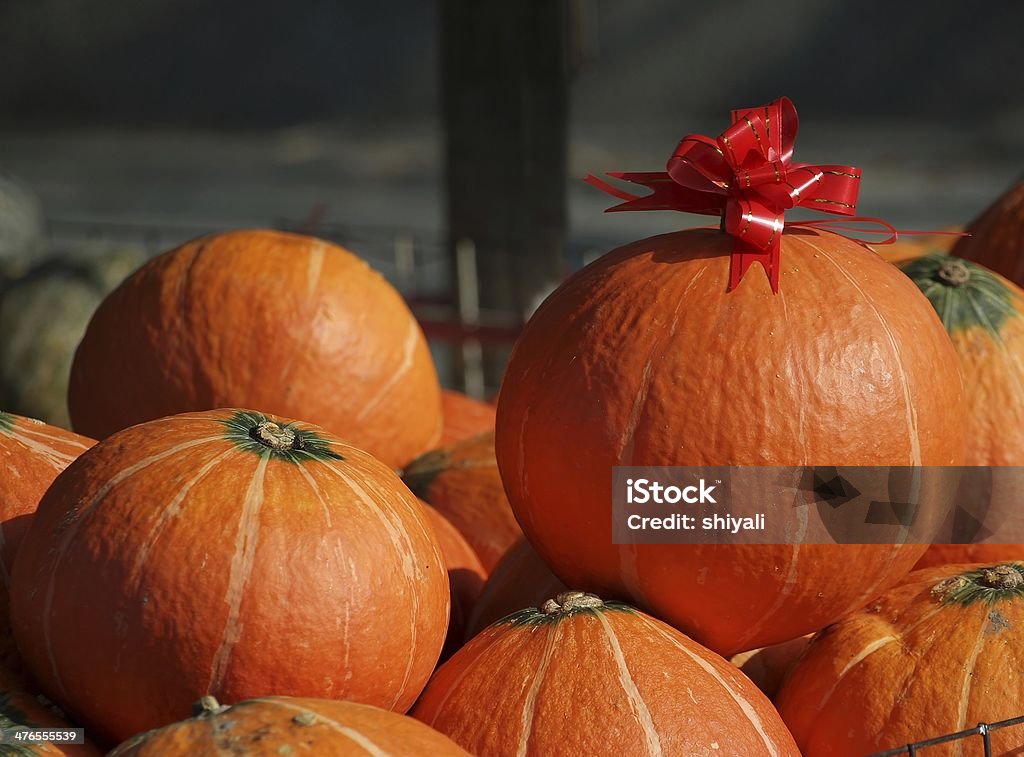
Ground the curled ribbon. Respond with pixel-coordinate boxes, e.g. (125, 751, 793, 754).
(587, 97, 891, 292)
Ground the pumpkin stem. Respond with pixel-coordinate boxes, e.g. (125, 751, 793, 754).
(936, 258, 971, 287)
(250, 421, 303, 452)
(932, 563, 1024, 606)
(542, 591, 605, 614)
(192, 696, 229, 718)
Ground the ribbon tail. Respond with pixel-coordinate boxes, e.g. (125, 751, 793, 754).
(729, 240, 780, 294)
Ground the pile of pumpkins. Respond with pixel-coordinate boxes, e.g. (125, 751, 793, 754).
(2, 178, 1024, 756)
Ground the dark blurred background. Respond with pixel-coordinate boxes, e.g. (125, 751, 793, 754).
(1, 0, 1022, 399)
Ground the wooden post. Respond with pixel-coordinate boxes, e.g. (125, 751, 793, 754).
(441, 0, 573, 393)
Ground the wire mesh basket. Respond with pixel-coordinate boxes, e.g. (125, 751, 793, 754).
(869, 715, 1024, 756)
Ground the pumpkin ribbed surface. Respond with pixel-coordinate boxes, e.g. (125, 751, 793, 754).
(68, 229, 442, 467)
(9, 409, 449, 744)
(777, 562, 1024, 756)
(496, 228, 965, 655)
(413, 592, 800, 756)
(438, 389, 496, 447)
(954, 179, 1024, 287)
(108, 696, 470, 756)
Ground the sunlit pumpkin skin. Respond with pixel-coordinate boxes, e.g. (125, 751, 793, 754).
(423, 502, 486, 661)
(108, 695, 470, 756)
(403, 431, 522, 571)
(465, 538, 567, 641)
(438, 389, 496, 447)
(10, 409, 449, 745)
(414, 591, 800, 756)
(777, 562, 1024, 756)
(0, 412, 93, 671)
(898, 255, 1024, 568)
(953, 179, 1024, 287)
(68, 229, 442, 467)
(729, 635, 812, 700)
(496, 228, 965, 656)
(0, 666, 100, 756)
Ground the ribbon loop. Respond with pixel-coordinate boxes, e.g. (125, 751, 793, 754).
(585, 97, 866, 293)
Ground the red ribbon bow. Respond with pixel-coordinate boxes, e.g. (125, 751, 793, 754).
(586, 97, 867, 292)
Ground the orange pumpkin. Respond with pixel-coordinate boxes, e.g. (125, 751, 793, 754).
(413, 591, 800, 756)
(895, 255, 1024, 568)
(496, 228, 965, 655)
(777, 562, 1024, 756)
(10, 409, 449, 744)
(422, 502, 486, 661)
(465, 538, 566, 641)
(871, 225, 962, 265)
(108, 695, 470, 756)
(68, 230, 442, 467)
(402, 431, 522, 571)
(438, 389, 496, 447)
(0, 412, 93, 670)
(0, 665, 100, 755)
(954, 179, 1024, 287)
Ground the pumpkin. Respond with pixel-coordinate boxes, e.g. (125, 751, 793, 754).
(953, 178, 1024, 287)
(402, 430, 522, 571)
(871, 226, 963, 266)
(729, 635, 812, 700)
(465, 538, 566, 641)
(68, 229, 442, 467)
(777, 562, 1024, 756)
(10, 409, 449, 744)
(0, 247, 145, 428)
(495, 228, 966, 655)
(0, 412, 93, 671)
(413, 591, 800, 756)
(438, 389, 496, 447)
(0, 666, 100, 755)
(422, 502, 486, 661)
(108, 695, 470, 756)
(895, 255, 1024, 568)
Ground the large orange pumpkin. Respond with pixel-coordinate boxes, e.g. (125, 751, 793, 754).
(68, 230, 442, 467)
(496, 228, 966, 655)
(777, 562, 1024, 756)
(0, 412, 93, 670)
(465, 537, 566, 641)
(10, 409, 449, 744)
(422, 503, 486, 661)
(109, 695, 470, 756)
(954, 179, 1024, 287)
(402, 431, 522, 571)
(413, 591, 800, 756)
(438, 389, 496, 447)
(896, 254, 1024, 568)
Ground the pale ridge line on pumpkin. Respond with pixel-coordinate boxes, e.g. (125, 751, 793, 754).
(641, 615, 778, 756)
(319, 460, 421, 710)
(127, 448, 236, 597)
(12, 425, 90, 451)
(777, 286, 809, 457)
(6, 430, 77, 470)
(812, 602, 946, 723)
(955, 611, 990, 740)
(208, 453, 270, 694)
(41, 434, 225, 698)
(355, 320, 419, 422)
(255, 699, 391, 757)
(595, 612, 663, 757)
(296, 465, 334, 529)
(730, 506, 807, 651)
(516, 622, 562, 757)
(307, 242, 326, 299)
(802, 237, 922, 467)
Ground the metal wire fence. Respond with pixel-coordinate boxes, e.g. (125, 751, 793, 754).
(869, 715, 1024, 756)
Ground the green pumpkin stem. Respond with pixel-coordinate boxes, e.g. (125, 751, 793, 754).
(933, 563, 1024, 606)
